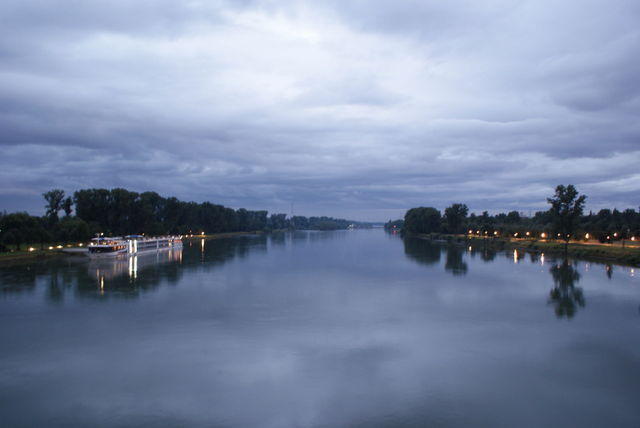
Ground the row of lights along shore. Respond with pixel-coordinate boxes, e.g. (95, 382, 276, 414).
(467, 230, 637, 242)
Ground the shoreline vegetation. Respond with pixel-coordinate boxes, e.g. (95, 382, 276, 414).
(1, 187, 373, 262)
(388, 184, 640, 267)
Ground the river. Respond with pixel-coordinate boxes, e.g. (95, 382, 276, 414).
(1, 230, 639, 427)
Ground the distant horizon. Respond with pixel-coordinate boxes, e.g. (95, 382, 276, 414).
(3, 186, 638, 224)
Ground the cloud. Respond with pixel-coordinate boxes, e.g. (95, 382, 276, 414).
(0, 0, 639, 220)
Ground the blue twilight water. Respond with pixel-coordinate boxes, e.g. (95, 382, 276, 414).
(0, 230, 639, 427)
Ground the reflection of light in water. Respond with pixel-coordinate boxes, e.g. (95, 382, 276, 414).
(540, 253, 544, 265)
(585, 263, 590, 272)
(89, 250, 182, 281)
(99, 276, 104, 295)
(513, 249, 518, 264)
(128, 256, 138, 279)
(201, 239, 205, 252)
(630, 268, 635, 277)
(468, 246, 472, 252)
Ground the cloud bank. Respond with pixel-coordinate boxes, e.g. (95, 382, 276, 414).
(1, 0, 639, 220)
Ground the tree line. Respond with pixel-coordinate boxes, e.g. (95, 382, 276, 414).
(0, 188, 358, 251)
(391, 185, 640, 243)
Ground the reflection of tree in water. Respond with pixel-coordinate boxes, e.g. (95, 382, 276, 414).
(480, 248, 497, 263)
(184, 235, 267, 267)
(445, 246, 468, 276)
(269, 232, 286, 247)
(605, 263, 613, 279)
(403, 238, 441, 266)
(549, 260, 585, 319)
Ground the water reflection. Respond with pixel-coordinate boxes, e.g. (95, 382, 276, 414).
(399, 237, 640, 319)
(0, 235, 274, 302)
(548, 260, 585, 319)
(445, 246, 467, 276)
(403, 238, 441, 266)
(606, 263, 613, 279)
(1, 230, 639, 427)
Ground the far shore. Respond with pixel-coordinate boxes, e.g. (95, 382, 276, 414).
(412, 233, 640, 267)
(0, 231, 262, 265)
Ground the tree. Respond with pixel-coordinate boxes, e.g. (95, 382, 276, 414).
(43, 189, 66, 223)
(506, 211, 521, 223)
(0, 212, 43, 251)
(56, 217, 91, 243)
(547, 185, 586, 245)
(62, 197, 73, 217)
(444, 203, 468, 233)
(404, 207, 441, 234)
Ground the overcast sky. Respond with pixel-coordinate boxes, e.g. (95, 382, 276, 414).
(1, 0, 639, 221)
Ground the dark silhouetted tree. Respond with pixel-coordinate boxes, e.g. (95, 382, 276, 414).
(444, 203, 468, 233)
(547, 184, 586, 245)
(62, 197, 73, 217)
(404, 207, 441, 234)
(43, 189, 66, 223)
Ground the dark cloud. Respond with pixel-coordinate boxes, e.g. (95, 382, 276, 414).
(0, 0, 638, 220)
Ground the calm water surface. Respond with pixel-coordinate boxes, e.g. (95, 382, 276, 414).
(1, 230, 639, 427)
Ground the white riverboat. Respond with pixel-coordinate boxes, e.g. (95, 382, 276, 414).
(87, 235, 182, 258)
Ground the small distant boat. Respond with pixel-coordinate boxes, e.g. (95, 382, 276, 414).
(87, 235, 182, 258)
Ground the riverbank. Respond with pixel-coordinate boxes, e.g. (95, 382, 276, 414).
(0, 248, 67, 263)
(0, 231, 262, 265)
(413, 233, 640, 267)
(182, 231, 261, 240)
